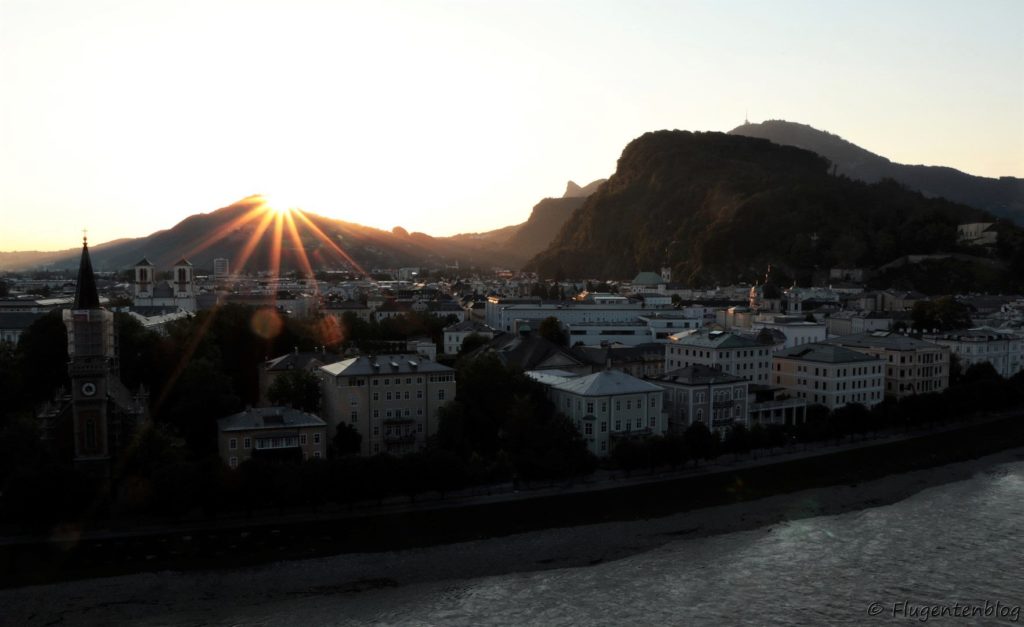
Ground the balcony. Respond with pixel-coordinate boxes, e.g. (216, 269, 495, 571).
(610, 427, 654, 439)
(383, 433, 416, 444)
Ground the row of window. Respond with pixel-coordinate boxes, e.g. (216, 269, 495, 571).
(369, 390, 424, 401)
(577, 416, 657, 434)
(788, 364, 882, 376)
(566, 396, 659, 414)
(371, 408, 424, 419)
(228, 432, 322, 450)
(372, 423, 424, 436)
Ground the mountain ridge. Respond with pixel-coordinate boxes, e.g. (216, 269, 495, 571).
(529, 130, 1024, 293)
(729, 120, 1024, 224)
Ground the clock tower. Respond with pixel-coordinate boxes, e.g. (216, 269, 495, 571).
(63, 237, 119, 471)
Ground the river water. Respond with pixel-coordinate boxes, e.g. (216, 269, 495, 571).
(6, 458, 1024, 626)
(275, 461, 1024, 626)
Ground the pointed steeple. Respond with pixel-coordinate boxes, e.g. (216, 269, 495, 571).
(74, 236, 101, 309)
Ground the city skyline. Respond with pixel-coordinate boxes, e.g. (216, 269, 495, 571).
(2, 0, 1023, 251)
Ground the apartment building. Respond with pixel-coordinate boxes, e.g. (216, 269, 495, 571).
(772, 343, 885, 410)
(653, 365, 749, 434)
(924, 327, 1024, 379)
(217, 406, 327, 468)
(319, 355, 456, 456)
(527, 369, 665, 457)
(665, 328, 773, 384)
(823, 331, 949, 398)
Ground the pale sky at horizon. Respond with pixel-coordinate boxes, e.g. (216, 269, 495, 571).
(2, 0, 1022, 252)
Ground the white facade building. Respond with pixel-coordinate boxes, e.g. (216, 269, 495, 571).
(319, 355, 456, 456)
(772, 343, 885, 410)
(527, 369, 665, 457)
(924, 327, 1024, 379)
(665, 328, 773, 384)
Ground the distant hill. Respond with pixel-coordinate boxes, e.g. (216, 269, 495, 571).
(730, 120, 1024, 224)
(563, 179, 607, 198)
(530, 130, 1024, 293)
(448, 179, 606, 261)
(3, 196, 526, 273)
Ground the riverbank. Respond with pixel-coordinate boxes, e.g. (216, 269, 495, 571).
(3, 442, 1023, 626)
(3, 411, 1024, 590)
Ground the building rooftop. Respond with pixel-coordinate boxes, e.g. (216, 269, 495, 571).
(218, 406, 326, 432)
(823, 331, 942, 352)
(549, 369, 663, 397)
(775, 343, 881, 364)
(654, 364, 747, 386)
(668, 328, 762, 349)
(265, 350, 343, 372)
(320, 354, 453, 377)
(444, 319, 493, 333)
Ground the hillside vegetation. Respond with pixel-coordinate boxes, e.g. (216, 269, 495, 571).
(731, 120, 1024, 224)
(530, 130, 1024, 293)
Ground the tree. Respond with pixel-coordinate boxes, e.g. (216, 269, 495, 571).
(333, 423, 362, 456)
(458, 332, 488, 356)
(538, 316, 567, 346)
(911, 297, 972, 332)
(683, 422, 717, 464)
(267, 369, 322, 413)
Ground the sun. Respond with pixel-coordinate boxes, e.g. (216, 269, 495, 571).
(258, 194, 295, 215)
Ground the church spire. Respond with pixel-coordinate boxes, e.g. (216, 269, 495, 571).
(74, 235, 101, 309)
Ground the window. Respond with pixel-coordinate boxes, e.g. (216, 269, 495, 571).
(314, 433, 321, 444)
(300, 434, 307, 445)
(373, 392, 379, 401)
(384, 378, 390, 385)
(373, 409, 379, 418)
(229, 456, 238, 468)
(349, 395, 358, 406)
(585, 423, 593, 435)
(373, 443, 379, 453)
(386, 392, 392, 401)
(626, 400, 632, 410)
(243, 437, 251, 449)
(615, 419, 621, 430)
(438, 389, 445, 400)
(314, 451, 321, 458)
(586, 401, 594, 414)
(229, 438, 237, 450)
(406, 378, 412, 384)
(417, 390, 423, 399)
(616, 400, 621, 411)
(650, 397, 656, 408)
(601, 421, 607, 433)
(417, 423, 423, 433)
(404, 391, 410, 400)
(350, 411, 358, 423)
(635, 418, 642, 428)
(373, 426, 379, 435)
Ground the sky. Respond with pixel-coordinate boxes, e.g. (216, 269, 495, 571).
(2, 0, 1022, 252)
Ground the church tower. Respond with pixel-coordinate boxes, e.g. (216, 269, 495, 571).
(172, 258, 194, 298)
(172, 257, 197, 311)
(63, 237, 117, 470)
(134, 258, 154, 298)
